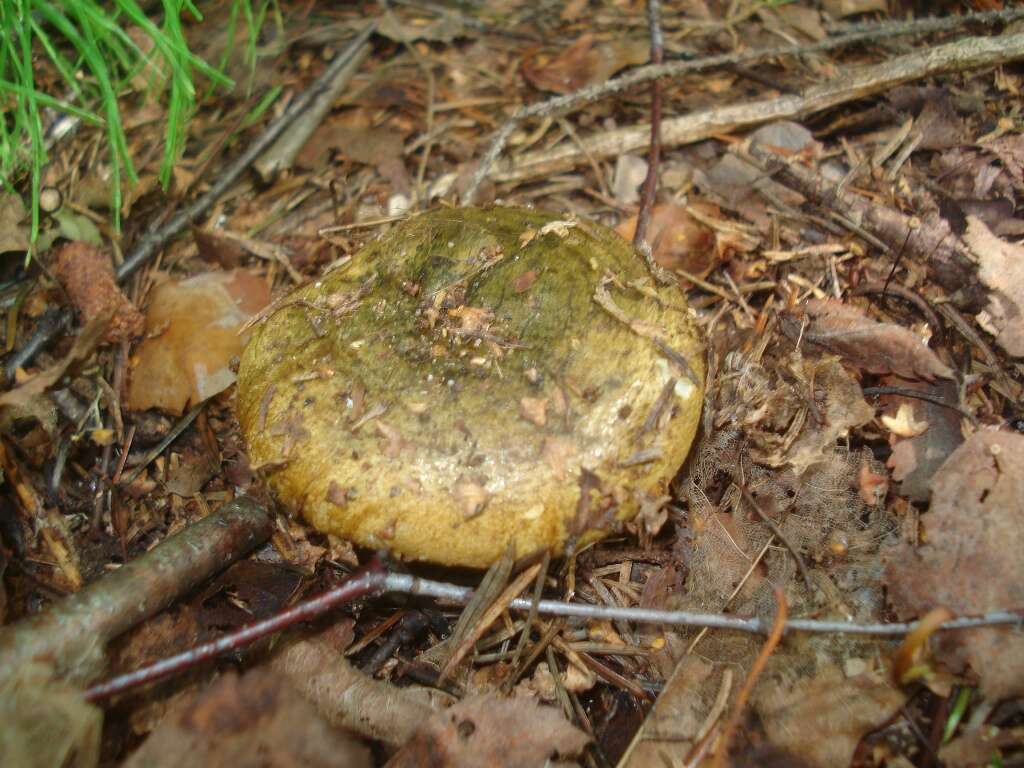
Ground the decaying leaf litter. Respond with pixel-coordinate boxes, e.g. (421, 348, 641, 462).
(1, 2, 1024, 766)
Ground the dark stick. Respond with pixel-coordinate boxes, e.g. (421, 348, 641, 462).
(463, 8, 1024, 203)
(633, 0, 663, 251)
(85, 562, 385, 701)
(862, 385, 976, 424)
(738, 483, 813, 596)
(3, 307, 70, 383)
(0, 496, 274, 683)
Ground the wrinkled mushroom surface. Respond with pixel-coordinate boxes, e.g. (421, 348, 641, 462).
(238, 206, 703, 567)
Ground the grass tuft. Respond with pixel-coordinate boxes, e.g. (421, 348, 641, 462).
(0, 0, 268, 243)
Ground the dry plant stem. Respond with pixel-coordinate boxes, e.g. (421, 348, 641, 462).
(438, 561, 542, 683)
(738, 483, 813, 596)
(84, 562, 384, 701)
(467, 31, 1024, 196)
(86, 570, 1024, 703)
(504, 550, 549, 688)
(711, 586, 787, 768)
(119, 401, 204, 485)
(633, 0, 663, 250)
(3, 308, 70, 382)
(462, 9, 1024, 202)
(0, 496, 273, 684)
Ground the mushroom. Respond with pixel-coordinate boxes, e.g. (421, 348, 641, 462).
(237, 206, 703, 567)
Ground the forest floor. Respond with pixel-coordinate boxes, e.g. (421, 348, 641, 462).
(2, 2, 1024, 767)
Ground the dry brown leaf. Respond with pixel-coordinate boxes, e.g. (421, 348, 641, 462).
(753, 665, 906, 768)
(387, 694, 588, 768)
(963, 216, 1024, 356)
(124, 669, 370, 768)
(522, 34, 648, 95)
(616, 203, 718, 280)
(518, 396, 547, 426)
(940, 724, 1024, 768)
(622, 655, 714, 766)
(0, 663, 101, 768)
(784, 356, 874, 475)
(782, 299, 954, 380)
(377, 11, 465, 43)
(127, 270, 270, 414)
(821, 0, 887, 17)
(884, 430, 1024, 700)
(272, 633, 436, 747)
(51, 241, 144, 343)
(192, 227, 246, 269)
(296, 110, 405, 171)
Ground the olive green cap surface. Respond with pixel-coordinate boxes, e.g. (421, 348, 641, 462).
(237, 206, 703, 567)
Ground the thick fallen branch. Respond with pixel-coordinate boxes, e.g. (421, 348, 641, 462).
(462, 30, 1024, 197)
(0, 496, 273, 684)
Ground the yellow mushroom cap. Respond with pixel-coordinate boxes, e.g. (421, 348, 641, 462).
(237, 206, 704, 567)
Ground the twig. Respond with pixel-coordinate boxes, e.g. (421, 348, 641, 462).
(84, 569, 1024, 702)
(862, 385, 976, 425)
(116, 23, 376, 281)
(437, 561, 541, 684)
(633, 0, 663, 251)
(3, 308, 70, 383)
(711, 586, 787, 768)
(738, 483, 813, 596)
(272, 630, 436, 746)
(496, 32, 1024, 189)
(462, 9, 1024, 202)
(0, 496, 274, 684)
(504, 550, 549, 689)
(850, 279, 944, 342)
(85, 561, 385, 702)
(118, 401, 204, 485)
(746, 138, 987, 294)
(252, 38, 371, 182)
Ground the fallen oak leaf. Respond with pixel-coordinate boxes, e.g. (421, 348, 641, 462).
(753, 664, 905, 768)
(781, 299, 954, 380)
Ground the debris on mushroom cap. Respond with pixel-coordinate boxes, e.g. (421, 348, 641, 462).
(237, 206, 704, 567)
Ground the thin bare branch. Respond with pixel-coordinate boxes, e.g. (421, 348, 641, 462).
(84, 569, 1024, 702)
(463, 8, 1024, 202)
